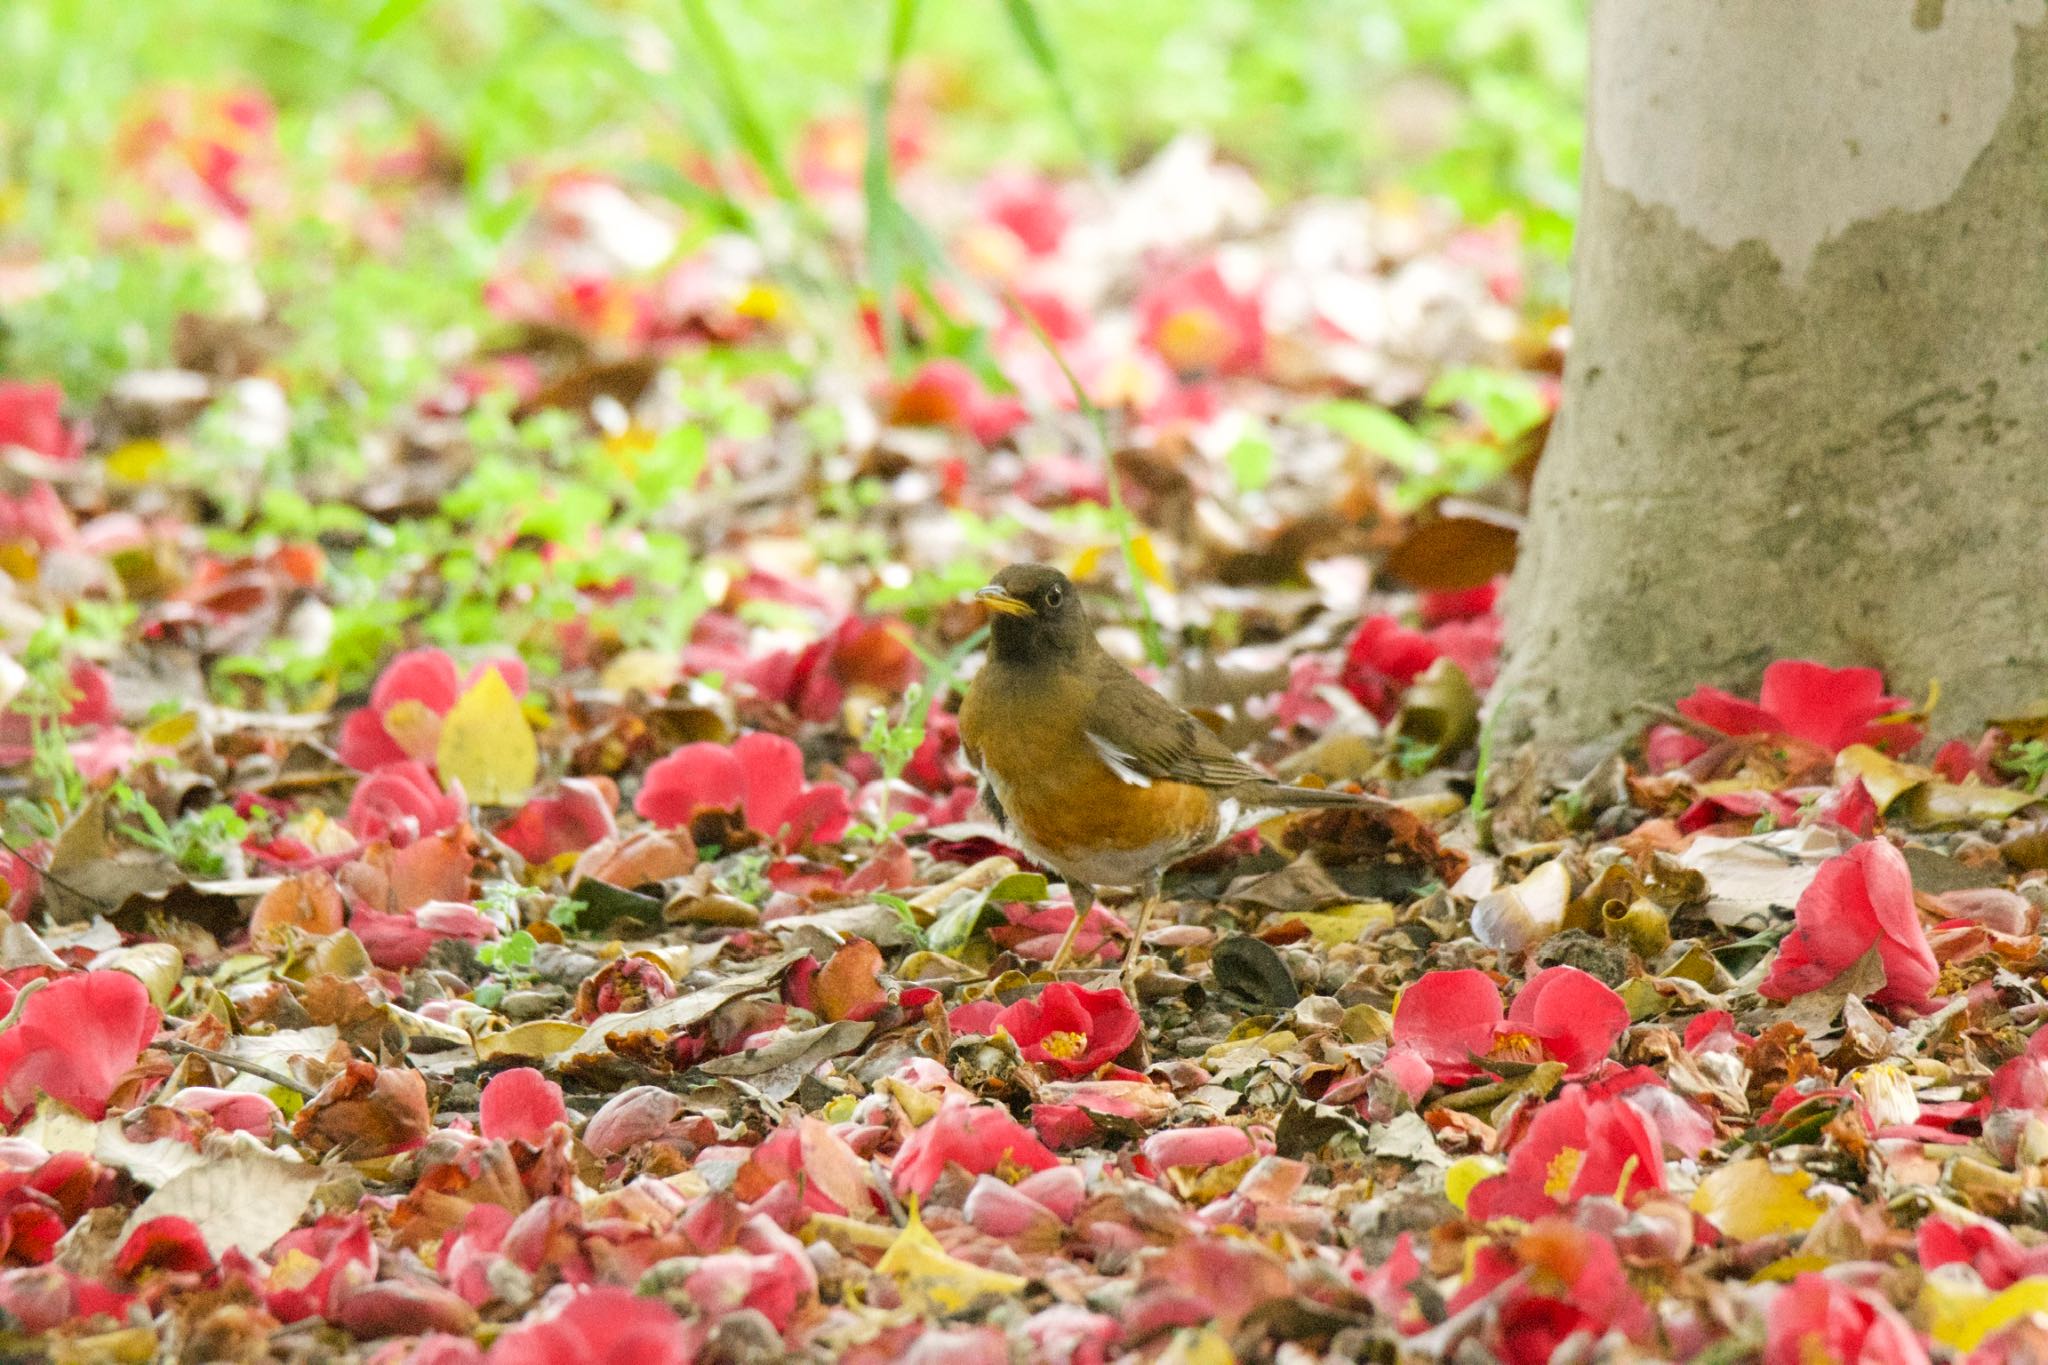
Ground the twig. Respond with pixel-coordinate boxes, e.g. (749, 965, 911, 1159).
(158, 1038, 319, 1099)
(0, 832, 115, 912)
(1629, 702, 1728, 743)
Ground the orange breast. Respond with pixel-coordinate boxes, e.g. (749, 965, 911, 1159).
(961, 669, 1219, 882)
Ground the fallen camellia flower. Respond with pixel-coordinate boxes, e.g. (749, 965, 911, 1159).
(346, 761, 465, 846)
(1758, 838, 1940, 1013)
(1138, 258, 1265, 377)
(1763, 1272, 1930, 1365)
(0, 971, 159, 1126)
(892, 1095, 1061, 1198)
(338, 648, 527, 772)
(263, 1214, 377, 1323)
(1340, 612, 1500, 722)
(948, 981, 1140, 1079)
(486, 1284, 702, 1364)
(493, 777, 618, 865)
(1465, 1083, 1668, 1220)
(1390, 965, 1631, 1086)
(1673, 658, 1925, 757)
(635, 731, 852, 851)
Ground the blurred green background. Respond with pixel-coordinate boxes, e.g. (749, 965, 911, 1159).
(1, 0, 1583, 397)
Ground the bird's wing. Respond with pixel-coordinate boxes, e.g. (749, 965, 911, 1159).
(1082, 662, 1270, 791)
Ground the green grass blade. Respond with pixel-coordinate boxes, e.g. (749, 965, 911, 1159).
(675, 0, 810, 215)
(998, 0, 1107, 178)
(863, 0, 925, 367)
(996, 282, 1166, 667)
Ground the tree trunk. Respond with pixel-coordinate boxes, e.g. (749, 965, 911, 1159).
(1498, 0, 2048, 749)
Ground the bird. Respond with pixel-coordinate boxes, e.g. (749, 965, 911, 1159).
(958, 563, 1393, 990)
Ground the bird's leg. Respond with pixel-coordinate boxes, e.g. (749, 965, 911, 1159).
(1118, 873, 1164, 994)
(1045, 881, 1096, 974)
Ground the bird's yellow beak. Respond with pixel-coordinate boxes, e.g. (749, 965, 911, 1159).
(975, 586, 1034, 617)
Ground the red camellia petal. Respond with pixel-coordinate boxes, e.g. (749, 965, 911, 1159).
(113, 1216, 212, 1278)
(1759, 840, 1938, 1012)
(1390, 969, 1505, 1084)
(1762, 1273, 1929, 1365)
(981, 170, 1070, 255)
(1671, 686, 1781, 742)
(263, 1214, 376, 1323)
(346, 761, 464, 847)
(0, 383, 80, 462)
(637, 733, 851, 852)
(991, 982, 1141, 1079)
(487, 1285, 702, 1365)
(494, 778, 618, 865)
(479, 1068, 568, 1147)
(0, 971, 159, 1126)
(1674, 659, 1922, 756)
(892, 1095, 1060, 1198)
(634, 742, 745, 828)
(1339, 616, 1443, 722)
(1507, 966, 1630, 1077)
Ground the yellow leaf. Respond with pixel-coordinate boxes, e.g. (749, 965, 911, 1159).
(1747, 1253, 1834, 1284)
(475, 1020, 587, 1061)
(1069, 544, 1107, 583)
(1925, 1272, 2048, 1351)
(600, 649, 681, 696)
(1154, 1328, 1237, 1365)
(1130, 532, 1174, 590)
(1444, 1155, 1502, 1213)
(875, 1204, 1028, 1312)
(105, 439, 169, 484)
(434, 669, 537, 806)
(1833, 744, 1930, 811)
(734, 283, 784, 322)
(139, 710, 199, 748)
(1272, 902, 1394, 948)
(1689, 1159, 1825, 1240)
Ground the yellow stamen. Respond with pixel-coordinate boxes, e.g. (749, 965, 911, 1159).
(1544, 1147, 1584, 1199)
(1038, 1030, 1088, 1061)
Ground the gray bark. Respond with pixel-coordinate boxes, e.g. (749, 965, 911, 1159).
(1499, 0, 2048, 747)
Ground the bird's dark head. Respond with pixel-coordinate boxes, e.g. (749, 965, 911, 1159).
(976, 563, 1093, 665)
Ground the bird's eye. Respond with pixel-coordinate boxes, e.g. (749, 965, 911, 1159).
(1043, 585, 1063, 608)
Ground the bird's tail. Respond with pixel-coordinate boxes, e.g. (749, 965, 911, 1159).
(1245, 781, 1393, 812)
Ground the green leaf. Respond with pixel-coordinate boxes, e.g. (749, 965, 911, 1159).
(1425, 367, 1548, 442)
(927, 872, 1049, 953)
(1299, 400, 1438, 474)
(1225, 432, 1275, 492)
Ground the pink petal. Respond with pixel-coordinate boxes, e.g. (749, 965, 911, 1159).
(479, 1067, 567, 1146)
(495, 778, 618, 864)
(1757, 660, 1887, 752)
(733, 731, 806, 837)
(1390, 969, 1505, 1078)
(370, 649, 463, 714)
(0, 971, 159, 1124)
(337, 708, 408, 772)
(1674, 685, 1782, 739)
(634, 743, 745, 828)
(1142, 1126, 1254, 1169)
(1509, 966, 1631, 1076)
